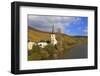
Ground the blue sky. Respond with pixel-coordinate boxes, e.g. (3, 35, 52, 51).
(28, 15, 88, 36)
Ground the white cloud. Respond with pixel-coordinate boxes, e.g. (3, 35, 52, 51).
(28, 15, 82, 33)
(84, 27, 88, 32)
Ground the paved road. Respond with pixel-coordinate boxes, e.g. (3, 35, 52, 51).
(64, 44, 88, 59)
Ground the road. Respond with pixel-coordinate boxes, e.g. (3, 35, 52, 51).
(64, 44, 88, 59)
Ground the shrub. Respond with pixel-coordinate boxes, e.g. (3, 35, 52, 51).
(28, 52, 42, 60)
(44, 44, 57, 59)
(40, 50, 49, 60)
(32, 45, 42, 52)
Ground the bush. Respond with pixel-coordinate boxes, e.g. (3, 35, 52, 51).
(40, 50, 49, 60)
(44, 44, 57, 59)
(32, 45, 42, 52)
(29, 45, 42, 56)
(28, 44, 51, 60)
(28, 52, 42, 60)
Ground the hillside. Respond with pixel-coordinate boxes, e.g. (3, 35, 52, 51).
(28, 26, 87, 46)
(28, 26, 51, 41)
(28, 26, 88, 60)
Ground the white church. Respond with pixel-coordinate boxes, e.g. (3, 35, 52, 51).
(28, 25, 57, 50)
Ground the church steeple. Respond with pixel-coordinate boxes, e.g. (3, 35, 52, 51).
(52, 24, 55, 34)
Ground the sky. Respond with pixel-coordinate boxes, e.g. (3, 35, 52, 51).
(28, 15, 88, 36)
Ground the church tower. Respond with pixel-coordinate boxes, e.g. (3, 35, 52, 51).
(51, 25, 57, 45)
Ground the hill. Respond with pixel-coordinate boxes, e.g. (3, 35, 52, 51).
(28, 26, 87, 46)
(28, 26, 88, 60)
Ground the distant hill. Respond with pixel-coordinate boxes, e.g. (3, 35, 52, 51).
(28, 26, 87, 47)
(72, 36, 88, 38)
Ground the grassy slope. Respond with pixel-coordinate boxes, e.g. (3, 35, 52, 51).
(28, 26, 87, 60)
(28, 26, 87, 47)
(28, 26, 51, 41)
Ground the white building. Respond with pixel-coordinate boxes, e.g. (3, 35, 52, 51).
(28, 41, 36, 50)
(37, 42, 48, 48)
(51, 34, 57, 45)
(51, 25, 57, 45)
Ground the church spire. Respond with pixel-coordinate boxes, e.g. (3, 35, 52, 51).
(52, 24, 54, 34)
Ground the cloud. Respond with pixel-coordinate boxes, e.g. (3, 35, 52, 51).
(83, 27, 88, 33)
(28, 15, 80, 33)
(28, 15, 88, 36)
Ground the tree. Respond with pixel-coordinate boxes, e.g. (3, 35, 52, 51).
(44, 44, 56, 59)
(32, 45, 42, 52)
(28, 45, 43, 60)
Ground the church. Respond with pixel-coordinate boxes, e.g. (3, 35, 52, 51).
(28, 25, 58, 50)
(50, 25, 57, 45)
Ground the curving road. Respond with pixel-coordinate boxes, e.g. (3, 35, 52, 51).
(64, 44, 88, 59)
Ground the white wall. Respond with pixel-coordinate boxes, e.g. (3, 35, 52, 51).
(0, 0, 99, 76)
